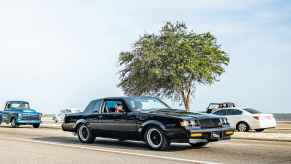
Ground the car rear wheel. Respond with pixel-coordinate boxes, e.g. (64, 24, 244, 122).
(255, 129, 264, 132)
(237, 122, 249, 132)
(144, 126, 170, 150)
(190, 142, 209, 148)
(11, 118, 18, 128)
(77, 124, 95, 143)
(33, 124, 40, 128)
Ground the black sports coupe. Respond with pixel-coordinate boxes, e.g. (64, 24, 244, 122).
(62, 96, 234, 150)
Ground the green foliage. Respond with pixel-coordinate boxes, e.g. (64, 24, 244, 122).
(118, 21, 229, 111)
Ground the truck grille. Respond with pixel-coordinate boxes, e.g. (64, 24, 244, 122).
(22, 115, 40, 121)
(199, 118, 222, 129)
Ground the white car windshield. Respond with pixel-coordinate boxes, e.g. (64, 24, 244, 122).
(244, 108, 261, 114)
(126, 97, 170, 111)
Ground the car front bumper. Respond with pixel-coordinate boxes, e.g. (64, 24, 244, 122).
(16, 120, 41, 124)
(166, 127, 234, 143)
(188, 127, 234, 143)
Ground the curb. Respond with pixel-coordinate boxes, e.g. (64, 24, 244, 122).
(40, 124, 61, 129)
(232, 137, 291, 142)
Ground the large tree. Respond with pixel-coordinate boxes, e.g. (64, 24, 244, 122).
(118, 22, 229, 112)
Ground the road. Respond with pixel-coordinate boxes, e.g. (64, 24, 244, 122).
(0, 126, 290, 164)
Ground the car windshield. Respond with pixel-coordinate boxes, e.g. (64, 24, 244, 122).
(126, 97, 170, 111)
(244, 108, 261, 114)
(8, 102, 30, 109)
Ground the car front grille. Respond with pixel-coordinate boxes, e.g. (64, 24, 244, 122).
(199, 118, 222, 129)
(21, 115, 40, 121)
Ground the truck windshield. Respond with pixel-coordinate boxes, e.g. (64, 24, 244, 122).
(126, 97, 170, 111)
(8, 103, 30, 109)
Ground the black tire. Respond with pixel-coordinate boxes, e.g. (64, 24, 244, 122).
(10, 118, 18, 128)
(77, 124, 95, 143)
(236, 122, 249, 132)
(255, 129, 264, 132)
(33, 124, 40, 128)
(144, 126, 170, 150)
(190, 142, 209, 148)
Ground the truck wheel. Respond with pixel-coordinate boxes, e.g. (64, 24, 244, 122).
(33, 124, 40, 128)
(190, 142, 208, 148)
(144, 126, 170, 150)
(11, 118, 18, 128)
(77, 124, 95, 143)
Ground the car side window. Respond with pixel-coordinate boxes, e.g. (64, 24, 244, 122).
(84, 100, 101, 113)
(213, 110, 227, 116)
(228, 109, 242, 115)
(102, 100, 127, 113)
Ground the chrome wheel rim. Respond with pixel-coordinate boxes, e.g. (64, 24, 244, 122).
(238, 123, 247, 132)
(11, 119, 16, 127)
(147, 128, 162, 148)
(78, 125, 90, 141)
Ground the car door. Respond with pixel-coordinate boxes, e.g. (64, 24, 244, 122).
(213, 109, 235, 128)
(83, 100, 102, 130)
(225, 109, 243, 128)
(98, 99, 137, 134)
(2, 105, 12, 123)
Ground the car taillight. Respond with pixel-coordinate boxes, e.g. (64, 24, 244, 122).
(254, 115, 273, 120)
(266, 116, 273, 120)
(253, 116, 260, 120)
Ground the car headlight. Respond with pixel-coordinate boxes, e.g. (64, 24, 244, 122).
(18, 113, 22, 118)
(180, 120, 200, 127)
(180, 120, 190, 127)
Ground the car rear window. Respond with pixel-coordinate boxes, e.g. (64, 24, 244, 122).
(244, 108, 261, 114)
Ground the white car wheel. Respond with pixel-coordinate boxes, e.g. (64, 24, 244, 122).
(237, 122, 249, 132)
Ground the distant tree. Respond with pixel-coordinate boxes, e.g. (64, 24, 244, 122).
(118, 22, 229, 112)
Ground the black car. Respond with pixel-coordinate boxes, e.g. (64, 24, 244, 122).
(62, 96, 234, 150)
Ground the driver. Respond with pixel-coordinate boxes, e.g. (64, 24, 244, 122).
(115, 103, 124, 113)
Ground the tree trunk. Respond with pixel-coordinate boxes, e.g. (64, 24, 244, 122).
(181, 89, 191, 112)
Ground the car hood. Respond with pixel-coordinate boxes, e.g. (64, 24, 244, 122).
(140, 108, 221, 120)
(8, 108, 41, 114)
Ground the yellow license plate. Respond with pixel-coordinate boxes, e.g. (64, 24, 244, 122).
(191, 133, 202, 137)
(225, 131, 234, 135)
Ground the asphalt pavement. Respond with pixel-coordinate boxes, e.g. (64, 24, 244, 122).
(0, 126, 290, 164)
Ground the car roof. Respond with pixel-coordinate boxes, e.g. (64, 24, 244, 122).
(6, 101, 29, 104)
(92, 96, 156, 101)
(209, 102, 235, 105)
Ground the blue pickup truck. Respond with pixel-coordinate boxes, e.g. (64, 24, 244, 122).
(0, 101, 42, 128)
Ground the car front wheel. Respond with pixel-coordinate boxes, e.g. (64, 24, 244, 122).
(77, 124, 95, 143)
(11, 118, 18, 128)
(144, 126, 170, 150)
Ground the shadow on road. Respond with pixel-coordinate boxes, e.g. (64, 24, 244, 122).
(31, 136, 196, 151)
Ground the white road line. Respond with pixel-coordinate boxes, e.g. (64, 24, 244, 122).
(1, 137, 221, 164)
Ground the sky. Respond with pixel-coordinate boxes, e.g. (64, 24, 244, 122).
(0, 0, 290, 113)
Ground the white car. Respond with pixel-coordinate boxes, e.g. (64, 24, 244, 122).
(54, 108, 81, 123)
(212, 108, 276, 132)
